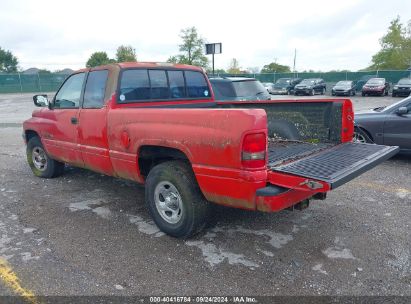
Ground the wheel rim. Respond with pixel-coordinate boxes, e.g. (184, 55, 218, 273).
(32, 146, 48, 171)
(154, 181, 183, 224)
(353, 131, 366, 143)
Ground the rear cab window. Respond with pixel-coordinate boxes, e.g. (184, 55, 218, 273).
(118, 68, 211, 103)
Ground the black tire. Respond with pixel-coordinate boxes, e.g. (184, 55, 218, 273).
(392, 92, 396, 97)
(145, 161, 210, 238)
(321, 88, 325, 95)
(351, 90, 356, 96)
(362, 92, 366, 96)
(385, 90, 388, 96)
(26, 136, 65, 178)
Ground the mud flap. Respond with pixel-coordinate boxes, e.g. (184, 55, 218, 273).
(270, 142, 399, 189)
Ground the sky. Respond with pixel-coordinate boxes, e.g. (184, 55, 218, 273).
(1, 0, 411, 72)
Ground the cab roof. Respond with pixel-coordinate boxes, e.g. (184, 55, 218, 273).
(74, 62, 205, 74)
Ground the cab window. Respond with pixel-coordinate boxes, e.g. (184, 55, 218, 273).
(54, 73, 85, 109)
(83, 70, 108, 108)
(119, 69, 150, 101)
(149, 70, 169, 99)
(185, 71, 210, 98)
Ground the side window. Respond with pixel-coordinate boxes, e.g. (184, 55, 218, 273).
(119, 69, 150, 102)
(168, 70, 186, 98)
(185, 71, 210, 98)
(149, 70, 169, 99)
(54, 73, 85, 109)
(83, 70, 108, 108)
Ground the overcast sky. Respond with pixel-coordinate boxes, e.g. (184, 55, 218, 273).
(1, 0, 410, 72)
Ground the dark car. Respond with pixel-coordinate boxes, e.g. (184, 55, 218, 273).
(361, 78, 390, 96)
(270, 78, 302, 95)
(354, 96, 411, 152)
(392, 78, 411, 97)
(262, 82, 275, 94)
(294, 78, 326, 96)
(355, 74, 377, 92)
(331, 80, 356, 96)
(209, 77, 271, 101)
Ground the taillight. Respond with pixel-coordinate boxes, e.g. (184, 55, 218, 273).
(242, 133, 266, 169)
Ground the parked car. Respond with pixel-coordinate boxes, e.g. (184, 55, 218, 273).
(392, 78, 411, 97)
(270, 78, 302, 95)
(331, 80, 356, 96)
(354, 96, 411, 152)
(361, 78, 390, 96)
(355, 75, 377, 92)
(210, 77, 271, 101)
(24, 62, 398, 238)
(262, 82, 275, 94)
(294, 78, 326, 96)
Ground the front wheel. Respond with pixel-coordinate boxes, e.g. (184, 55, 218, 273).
(26, 136, 65, 178)
(145, 161, 210, 238)
(353, 128, 373, 144)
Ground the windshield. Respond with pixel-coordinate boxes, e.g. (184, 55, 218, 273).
(300, 79, 315, 85)
(276, 78, 290, 84)
(232, 80, 267, 96)
(398, 79, 411, 85)
(367, 79, 384, 85)
(336, 81, 352, 86)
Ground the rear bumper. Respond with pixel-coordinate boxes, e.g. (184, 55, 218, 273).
(255, 185, 316, 212)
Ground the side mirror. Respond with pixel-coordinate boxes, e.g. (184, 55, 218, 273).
(397, 107, 408, 115)
(33, 94, 49, 107)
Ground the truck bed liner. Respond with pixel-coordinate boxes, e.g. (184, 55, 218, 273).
(268, 141, 333, 167)
(269, 142, 399, 189)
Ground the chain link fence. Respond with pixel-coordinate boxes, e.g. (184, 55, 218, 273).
(0, 70, 410, 94)
(0, 73, 70, 93)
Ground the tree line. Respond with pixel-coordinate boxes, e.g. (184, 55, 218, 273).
(1, 17, 410, 74)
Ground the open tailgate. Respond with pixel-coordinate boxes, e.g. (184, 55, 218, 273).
(269, 142, 399, 189)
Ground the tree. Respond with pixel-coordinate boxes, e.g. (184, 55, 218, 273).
(0, 47, 18, 73)
(86, 52, 113, 67)
(167, 27, 208, 68)
(261, 62, 291, 73)
(116, 45, 137, 62)
(366, 17, 411, 70)
(227, 58, 241, 74)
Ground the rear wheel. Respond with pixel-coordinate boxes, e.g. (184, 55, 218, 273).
(321, 88, 325, 95)
(145, 161, 210, 238)
(26, 136, 65, 178)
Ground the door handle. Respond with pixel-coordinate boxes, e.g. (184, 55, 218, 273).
(71, 117, 78, 124)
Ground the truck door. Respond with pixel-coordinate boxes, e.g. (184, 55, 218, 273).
(383, 101, 411, 150)
(78, 69, 114, 175)
(43, 72, 86, 167)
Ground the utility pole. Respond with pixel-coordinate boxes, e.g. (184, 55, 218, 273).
(293, 49, 297, 78)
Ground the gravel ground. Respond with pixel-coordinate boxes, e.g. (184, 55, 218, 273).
(0, 93, 410, 298)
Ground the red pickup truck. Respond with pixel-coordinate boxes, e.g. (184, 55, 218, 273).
(23, 62, 398, 237)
